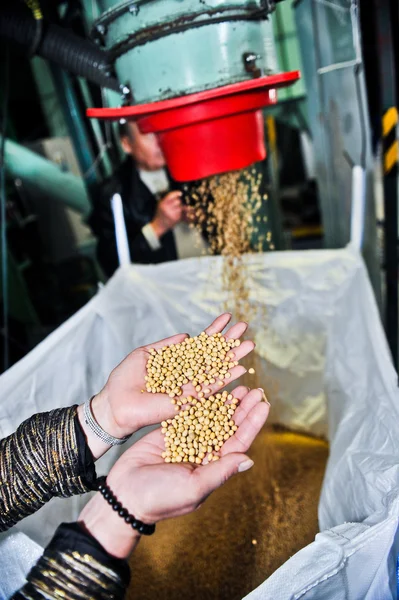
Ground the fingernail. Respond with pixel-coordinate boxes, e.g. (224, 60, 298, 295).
(238, 459, 254, 473)
(258, 388, 271, 406)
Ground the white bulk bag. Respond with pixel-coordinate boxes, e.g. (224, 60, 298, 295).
(1, 247, 398, 599)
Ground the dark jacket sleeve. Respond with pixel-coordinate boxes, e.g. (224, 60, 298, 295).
(89, 188, 171, 277)
(88, 164, 177, 277)
(0, 407, 96, 532)
(11, 522, 130, 599)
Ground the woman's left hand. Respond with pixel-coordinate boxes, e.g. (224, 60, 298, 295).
(78, 313, 255, 458)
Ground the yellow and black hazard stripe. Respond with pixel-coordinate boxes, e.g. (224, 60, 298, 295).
(382, 107, 398, 175)
(24, 0, 43, 20)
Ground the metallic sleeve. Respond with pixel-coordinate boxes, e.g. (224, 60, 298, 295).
(11, 523, 130, 599)
(0, 406, 93, 532)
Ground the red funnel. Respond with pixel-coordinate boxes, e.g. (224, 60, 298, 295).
(87, 71, 300, 181)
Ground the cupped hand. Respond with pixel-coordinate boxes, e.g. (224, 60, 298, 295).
(79, 387, 269, 558)
(81, 314, 255, 457)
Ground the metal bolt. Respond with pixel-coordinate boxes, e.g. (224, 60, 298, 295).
(243, 52, 262, 78)
(120, 84, 133, 104)
(129, 4, 139, 15)
(244, 52, 260, 65)
(96, 23, 106, 35)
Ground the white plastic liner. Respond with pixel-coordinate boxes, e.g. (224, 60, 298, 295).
(1, 247, 399, 598)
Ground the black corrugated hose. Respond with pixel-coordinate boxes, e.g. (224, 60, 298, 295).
(0, 2, 121, 92)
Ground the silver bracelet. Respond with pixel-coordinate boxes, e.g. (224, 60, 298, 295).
(83, 396, 131, 446)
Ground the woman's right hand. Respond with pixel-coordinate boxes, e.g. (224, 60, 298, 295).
(79, 313, 254, 460)
(78, 386, 269, 559)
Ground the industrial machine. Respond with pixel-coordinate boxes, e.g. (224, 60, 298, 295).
(0, 0, 302, 370)
(3, 0, 396, 369)
(1, 0, 302, 180)
(1, 0, 300, 182)
(85, 0, 300, 181)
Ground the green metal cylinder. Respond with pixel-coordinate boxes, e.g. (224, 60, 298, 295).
(91, 1, 278, 103)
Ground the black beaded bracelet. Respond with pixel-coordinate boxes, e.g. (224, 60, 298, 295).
(97, 476, 156, 536)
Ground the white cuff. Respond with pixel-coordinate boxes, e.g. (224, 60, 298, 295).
(142, 223, 162, 251)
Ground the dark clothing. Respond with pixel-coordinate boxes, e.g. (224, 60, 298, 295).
(0, 406, 129, 599)
(88, 157, 177, 278)
(12, 523, 129, 599)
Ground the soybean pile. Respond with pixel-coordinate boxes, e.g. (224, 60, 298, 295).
(145, 331, 240, 397)
(146, 331, 243, 465)
(161, 391, 238, 465)
(128, 426, 329, 600)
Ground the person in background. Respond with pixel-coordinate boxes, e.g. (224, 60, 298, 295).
(89, 121, 187, 278)
(1, 314, 269, 599)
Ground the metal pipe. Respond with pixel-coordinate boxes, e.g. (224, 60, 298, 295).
(50, 66, 99, 188)
(111, 193, 131, 267)
(2, 137, 91, 216)
(77, 77, 113, 179)
(0, 3, 120, 92)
